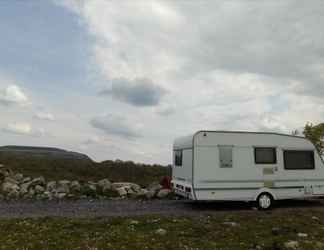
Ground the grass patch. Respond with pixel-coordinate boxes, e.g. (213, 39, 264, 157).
(1, 210, 324, 249)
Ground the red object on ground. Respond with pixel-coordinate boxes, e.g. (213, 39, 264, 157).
(160, 176, 171, 189)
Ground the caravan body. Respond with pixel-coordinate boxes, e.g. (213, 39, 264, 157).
(172, 131, 324, 207)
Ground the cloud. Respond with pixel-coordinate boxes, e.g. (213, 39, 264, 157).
(0, 85, 29, 106)
(90, 114, 141, 138)
(2, 122, 45, 137)
(99, 78, 166, 107)
(33, 112, 55, 121)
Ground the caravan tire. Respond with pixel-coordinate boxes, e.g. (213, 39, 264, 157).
(256, 193, 273, 210)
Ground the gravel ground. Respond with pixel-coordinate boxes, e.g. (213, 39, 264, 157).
(0, 199, 323, 218)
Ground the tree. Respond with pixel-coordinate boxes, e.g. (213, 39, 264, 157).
(303, 122, 324, 155)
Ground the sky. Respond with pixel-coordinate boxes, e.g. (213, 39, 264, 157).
(0, 0, 323, 165)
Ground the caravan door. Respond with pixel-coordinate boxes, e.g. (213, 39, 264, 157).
(254, 147, 279, 189)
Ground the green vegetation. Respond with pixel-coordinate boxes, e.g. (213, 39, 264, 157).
(303, 122, 324, 155)
(1, 210, 324, 249)
(0, 151, 170, 187)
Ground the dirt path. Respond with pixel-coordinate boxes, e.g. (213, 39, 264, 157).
(0, 199, 323, 218)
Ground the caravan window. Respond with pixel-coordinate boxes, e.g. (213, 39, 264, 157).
(219, 146, 233, 168)
(284, 150, 315, 170)
(174, 150, 183, 166)
(254, 147, 277, 164)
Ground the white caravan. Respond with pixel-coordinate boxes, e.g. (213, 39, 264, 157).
(171, 131, 324, 209)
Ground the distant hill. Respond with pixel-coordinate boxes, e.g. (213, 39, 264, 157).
(0, 145, 91, 160)
(0, 145, 170, 187)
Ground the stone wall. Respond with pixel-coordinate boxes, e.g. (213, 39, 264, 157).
(0, 164, 172, 200)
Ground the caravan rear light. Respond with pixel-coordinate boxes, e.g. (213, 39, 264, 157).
(185, 187, 191, 193)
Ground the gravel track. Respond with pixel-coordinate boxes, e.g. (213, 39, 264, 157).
(0, 199, 323, 218)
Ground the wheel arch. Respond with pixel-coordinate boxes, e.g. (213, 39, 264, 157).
(253, 188, 276, 201)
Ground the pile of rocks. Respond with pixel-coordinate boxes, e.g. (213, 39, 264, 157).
(0, 164, 172, 200)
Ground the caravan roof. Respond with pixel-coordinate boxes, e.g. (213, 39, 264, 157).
(173, 130, 312, 150)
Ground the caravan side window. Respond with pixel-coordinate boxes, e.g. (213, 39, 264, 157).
(284, 150, 315, 170)
(174, 150, 183, 166)
(254, 147, 277, 164)
(219, 145, 233, 168)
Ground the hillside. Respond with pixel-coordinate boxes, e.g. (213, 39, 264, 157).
(0, 145, 170, 187)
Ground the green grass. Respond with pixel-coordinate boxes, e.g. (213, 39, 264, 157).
(1, 210, 324, 249)
(0, 152, 170, 187)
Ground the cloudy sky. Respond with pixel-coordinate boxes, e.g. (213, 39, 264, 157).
(0, 1, 323, 164)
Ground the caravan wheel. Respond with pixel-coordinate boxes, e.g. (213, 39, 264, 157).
(257, 193, 273, 210)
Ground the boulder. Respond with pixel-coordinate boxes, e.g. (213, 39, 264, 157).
(284, 241, 299, 249)
(70, 180, 81, 193)
(155, 228, 167, 236)
(147, 183, 163, 193)
(13, 173, 24, 183)
(112, 182, 141, 192)
(0, 167, 11, 180)
(30, 177, 46, 187)
(97, 179, 112, 190)
(22, 177, 32, 183)
(115, 187, 127, 196)
(223, 221, 239, 227)
(34, 185, 45, 194)
(46, 181, 57, 192)
(27, 188, 35, 199)
(2, 181, 19, 194)
(20, 182, 31, 195)
(156, 189, 171, 199)
(97, 179, 112, 195)
(56, 180, 70, 193)
(4, 177, 19, 185)
(297, 233, 308, 238)
(7, 189, 20, 199)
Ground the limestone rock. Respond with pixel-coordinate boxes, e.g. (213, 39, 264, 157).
(20, 182, 30, 195)
(31, 177, 46, 187)
(284, 241, 299, 249)
(297, 233, 308, 238)
(115, 187, 127, 196)
(4, 177, 19, 185)
(57, 180, 70, 193)
(70, 180, 81, 193)
(34, 185, 45, 194)
(13, 173, 24, 183)
(22, 177, 32, 183)
(46, 181, 57, 192)
(155, 228, 167, 236)
(2, 181, 20, 194)
(98, 179, 112, 190)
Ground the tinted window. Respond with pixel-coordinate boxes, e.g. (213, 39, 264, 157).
(284, 150, 315, 170)
(174, 150, 182, 166)
(254, 147, 277, 164)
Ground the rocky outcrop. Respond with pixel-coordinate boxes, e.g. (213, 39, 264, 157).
(0, 164, 173, 200)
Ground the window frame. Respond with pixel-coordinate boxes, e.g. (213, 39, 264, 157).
(283, 150, 315, 170)
(254, 147, 277, 164)
(174, 150, 183, 167)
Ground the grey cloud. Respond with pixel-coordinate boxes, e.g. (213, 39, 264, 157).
(90, 114, 141, 138)
(99, 78, 166, 107)
(173, 1, 324, 97)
